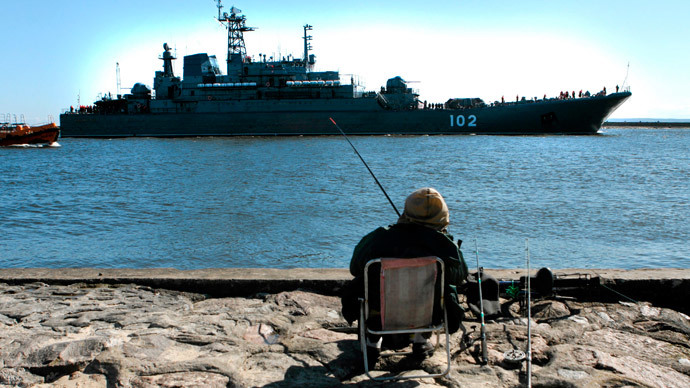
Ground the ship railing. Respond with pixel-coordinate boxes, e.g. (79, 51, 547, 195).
(0, 113, 26, 126)
(285, 80, 340, 87)
(195, 80, 343, 88)
(61, 108, 83, 115)
(197, 82, 258, 88)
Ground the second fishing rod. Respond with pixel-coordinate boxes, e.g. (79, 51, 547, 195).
(474, 239, 489, 365)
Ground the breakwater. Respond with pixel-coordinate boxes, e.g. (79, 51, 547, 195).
(1, 268, 688, 314)
(0, 268, 688, 387)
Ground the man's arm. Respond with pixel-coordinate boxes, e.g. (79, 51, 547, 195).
(440, 235, 468, 286)
(349, 228, 382, 277)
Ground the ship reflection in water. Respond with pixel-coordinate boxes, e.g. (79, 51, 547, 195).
(59, 1, 630, 137)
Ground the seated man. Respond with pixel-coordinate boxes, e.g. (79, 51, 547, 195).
(341, 187, 468, 362)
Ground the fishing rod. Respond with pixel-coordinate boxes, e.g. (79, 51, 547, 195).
(525, 238, 532, 388)
(329, 117, 401, 217)
(474, 239, 489, 365)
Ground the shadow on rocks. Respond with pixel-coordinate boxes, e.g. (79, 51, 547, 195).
(261, 339, 355, 388)
(262, 339, 426, 387)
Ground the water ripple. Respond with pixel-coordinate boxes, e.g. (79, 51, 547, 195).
(1, 129, 689, 269)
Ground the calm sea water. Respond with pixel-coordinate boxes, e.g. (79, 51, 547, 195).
(2, 128, 688, 270)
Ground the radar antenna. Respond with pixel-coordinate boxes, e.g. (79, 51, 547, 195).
(216, 0, 255, 74)
(159, 43, 176, 77)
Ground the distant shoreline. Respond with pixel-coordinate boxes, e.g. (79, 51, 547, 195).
(603, 121, 690, 127)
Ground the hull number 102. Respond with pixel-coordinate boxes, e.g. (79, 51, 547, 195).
(449, 114, 477, 127)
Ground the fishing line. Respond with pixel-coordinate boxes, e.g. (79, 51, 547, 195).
(329, 117, 401, 217)
(600, 283, 638, 303)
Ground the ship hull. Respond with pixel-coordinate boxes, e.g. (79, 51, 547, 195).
(60, 92, 630, 137)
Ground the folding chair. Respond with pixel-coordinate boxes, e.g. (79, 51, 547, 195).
(359, 256, 451, 380)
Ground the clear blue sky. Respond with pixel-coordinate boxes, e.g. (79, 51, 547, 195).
(2, 0, 688, 124)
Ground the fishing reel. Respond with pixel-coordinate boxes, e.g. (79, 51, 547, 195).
(501, 267, 599, 310)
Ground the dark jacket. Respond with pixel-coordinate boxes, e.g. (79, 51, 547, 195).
(341, 223, 468, 333)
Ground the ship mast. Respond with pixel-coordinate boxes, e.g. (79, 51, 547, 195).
(116, 62, 121, 98)
(216, 0, 255, 75)
(303, 24, 313, 69)
(160, 43, 176, 77)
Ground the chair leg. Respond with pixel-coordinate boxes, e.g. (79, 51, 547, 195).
(360, 299, 382, 375)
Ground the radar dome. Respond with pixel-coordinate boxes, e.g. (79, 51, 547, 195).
(386, 76, 408, 93)
(131, 83, 151, 96)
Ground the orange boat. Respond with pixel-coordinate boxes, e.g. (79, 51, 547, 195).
(0, 122, 60, 146)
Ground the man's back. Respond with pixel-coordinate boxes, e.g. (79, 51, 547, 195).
(342, 222, 467, 332)
(350, 223, 466, 285)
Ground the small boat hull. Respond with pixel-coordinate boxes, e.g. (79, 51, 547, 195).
(0, 123, 60, 146)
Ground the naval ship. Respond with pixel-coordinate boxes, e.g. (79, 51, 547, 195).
(59, 2, 631, 137)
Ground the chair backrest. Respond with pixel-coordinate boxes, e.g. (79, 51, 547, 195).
(360, 256, 451, 380)
(376, 257, 443, 331)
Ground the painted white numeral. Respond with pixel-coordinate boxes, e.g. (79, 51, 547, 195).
(450, 114, 477, 127)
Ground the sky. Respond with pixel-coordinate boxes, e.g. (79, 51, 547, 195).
(1, 0, 689, 124)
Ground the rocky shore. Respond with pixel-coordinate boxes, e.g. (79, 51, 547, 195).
(0, 268, 689, 387)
